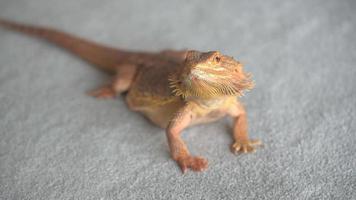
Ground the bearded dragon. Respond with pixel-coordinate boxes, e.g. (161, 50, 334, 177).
(0, 19, 262, 173)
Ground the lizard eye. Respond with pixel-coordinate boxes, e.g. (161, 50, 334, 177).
(214, 56, 221, 63)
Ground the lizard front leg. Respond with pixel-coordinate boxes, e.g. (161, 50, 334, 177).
(228, 101, 262, 154)
(88, 64, 137, 99)
(166, 103, 208, 173)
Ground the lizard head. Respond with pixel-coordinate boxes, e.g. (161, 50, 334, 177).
(169, 50, 254, 99)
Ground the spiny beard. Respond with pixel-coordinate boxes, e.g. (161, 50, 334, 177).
(169, 70, 254, 99)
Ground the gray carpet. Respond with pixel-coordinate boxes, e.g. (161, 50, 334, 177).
(0, 0, 355, 199)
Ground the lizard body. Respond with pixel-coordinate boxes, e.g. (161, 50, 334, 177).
(0, 19, 261, 173)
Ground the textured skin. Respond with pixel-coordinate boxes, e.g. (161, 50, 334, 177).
(0, 19, 261, 173)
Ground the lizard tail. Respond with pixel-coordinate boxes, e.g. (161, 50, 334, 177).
(0, 18, 131, 73)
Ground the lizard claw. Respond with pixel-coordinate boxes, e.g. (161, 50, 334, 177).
(231, 139, 262, 154)
(176, 156, 208, 173)
(87, 86, 116, 99)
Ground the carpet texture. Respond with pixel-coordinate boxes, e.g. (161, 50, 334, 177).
(0, 0, 355, 199)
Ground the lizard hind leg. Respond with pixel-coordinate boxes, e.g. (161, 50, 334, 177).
(87, 64, 137, 99)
